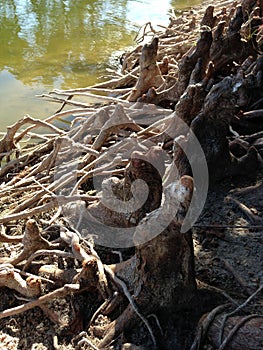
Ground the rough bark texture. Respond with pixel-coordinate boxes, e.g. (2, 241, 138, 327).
(0, 0, 262, 349)
(95, 176, 196, 349)
(87, 145, 165, 228)
(128, 37, 165, 102)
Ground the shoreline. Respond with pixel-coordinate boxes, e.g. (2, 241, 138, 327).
(0, 0, 262, 349)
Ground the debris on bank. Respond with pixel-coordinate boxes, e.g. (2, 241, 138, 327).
(0, 0, 262, 349)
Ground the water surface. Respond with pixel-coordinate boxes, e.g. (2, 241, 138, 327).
(0, 0, 200, 130)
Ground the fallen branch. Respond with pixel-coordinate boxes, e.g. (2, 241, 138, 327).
(0, 283, 80, 320)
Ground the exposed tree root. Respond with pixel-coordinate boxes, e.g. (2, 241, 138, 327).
(0, 0, 262, 349)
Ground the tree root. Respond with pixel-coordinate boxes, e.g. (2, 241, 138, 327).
(0, 0, 262, 349)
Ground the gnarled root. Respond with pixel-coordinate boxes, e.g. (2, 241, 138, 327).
(93, 304, 138, 349)
(128, 37, 164, 102)
(92, 176, 196, 349)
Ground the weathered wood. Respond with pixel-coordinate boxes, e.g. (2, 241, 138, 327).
(0, 1, 262, 349)
(128, 37, 165, 102)
(95, 176, 196, 348)
(207, 314, 263, 350)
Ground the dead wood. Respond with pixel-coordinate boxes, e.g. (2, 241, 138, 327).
(0, 283, 80, 320)
(207, 314, 263, 349)
(0, 219, 56, 266)
(0, 0, 262, 349)
(92, 176, 196, 349)
(86, 145, 165, 231)
(174, 75, 263, 182)
(0, 224, 23, 243)
(0, 263, 42, 298)
(127, 37, 165, 102)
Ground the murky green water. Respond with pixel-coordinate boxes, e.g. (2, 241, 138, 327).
(0, 0, 200, 130)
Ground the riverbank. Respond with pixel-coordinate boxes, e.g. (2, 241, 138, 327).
(0, 0, 262, 349)
(1, 0, 198, 131)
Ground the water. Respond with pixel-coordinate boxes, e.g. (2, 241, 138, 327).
(0, 0, 200, 130)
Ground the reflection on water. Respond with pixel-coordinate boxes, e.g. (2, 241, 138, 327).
(0, 0, 136, 92)
(0, 0, 200, 130)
